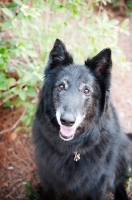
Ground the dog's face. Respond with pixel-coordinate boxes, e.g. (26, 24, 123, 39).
(53, 65, 98, 141)
(44, 39, 112, 141)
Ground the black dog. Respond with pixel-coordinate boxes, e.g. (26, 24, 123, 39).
(33, 39, 132, 200)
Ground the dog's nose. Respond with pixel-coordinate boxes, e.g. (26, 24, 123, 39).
(60, 114, 75, 127)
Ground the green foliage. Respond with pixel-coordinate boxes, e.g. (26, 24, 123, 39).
(126, 167, 132, 193)
(25, 184, 40, 200)
(126, 0, 132, 15)
(112, 0, 132, 15)
(0, 0, 130, 129)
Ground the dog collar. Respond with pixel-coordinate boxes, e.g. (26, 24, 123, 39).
(74, 152, 81, 162)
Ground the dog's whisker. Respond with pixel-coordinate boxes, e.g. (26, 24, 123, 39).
(47, 114, 56, 122)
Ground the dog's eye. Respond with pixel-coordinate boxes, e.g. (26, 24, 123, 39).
(59, 84, 65, 90)
(84, 88, 89, 94)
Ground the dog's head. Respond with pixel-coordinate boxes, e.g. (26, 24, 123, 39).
(44, 39, 112, 141)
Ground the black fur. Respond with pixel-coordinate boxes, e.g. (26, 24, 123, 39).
(33, 39, 132, 200)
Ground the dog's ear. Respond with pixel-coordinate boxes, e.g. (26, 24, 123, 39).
(85, 48, 112, 76)
(48, 39, 73, 68)
(85, 48, 112, 90)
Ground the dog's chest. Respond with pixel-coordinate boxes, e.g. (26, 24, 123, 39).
(45, 151, 103, 188)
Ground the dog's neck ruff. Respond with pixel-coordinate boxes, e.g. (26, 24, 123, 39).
(74, 152, 80, 162)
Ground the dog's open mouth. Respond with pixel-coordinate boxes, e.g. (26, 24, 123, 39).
(59, 126, 76, 141)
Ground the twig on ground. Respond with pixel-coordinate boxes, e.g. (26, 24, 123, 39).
(0, 94, 17, 106)
(0, 109, 26, 135)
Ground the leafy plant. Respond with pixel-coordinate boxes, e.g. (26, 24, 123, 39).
(0, 0, 130, 130)
(112, 0, 132, 15)
(126, 167, 132, 194)
(25, 183, 40, 200)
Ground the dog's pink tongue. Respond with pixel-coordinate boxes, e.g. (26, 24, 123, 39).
(60, 126, 76, 137)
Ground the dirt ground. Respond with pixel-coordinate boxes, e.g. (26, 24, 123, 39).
(0, 16, 132, 200)
(112, 16, 132, 134)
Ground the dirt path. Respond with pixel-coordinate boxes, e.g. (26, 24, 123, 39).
(112, 16, 132, 133)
